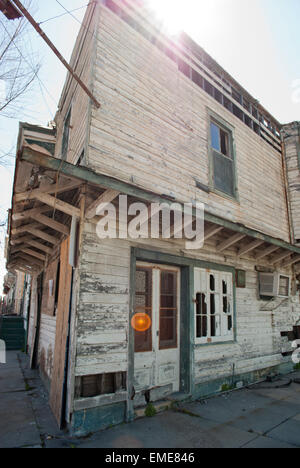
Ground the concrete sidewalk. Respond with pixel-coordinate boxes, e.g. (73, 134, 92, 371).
(1, 351, 300, 448)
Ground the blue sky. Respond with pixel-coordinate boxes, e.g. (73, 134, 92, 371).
(0, 0, 299, 290)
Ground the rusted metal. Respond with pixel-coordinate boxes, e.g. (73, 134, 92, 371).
(0, 0, 22, 19)
(8, 0, 101, 108)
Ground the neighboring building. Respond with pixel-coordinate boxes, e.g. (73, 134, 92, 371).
(4, 0, 300, 435)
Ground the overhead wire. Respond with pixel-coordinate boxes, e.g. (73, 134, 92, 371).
(0, 17, 58, 120)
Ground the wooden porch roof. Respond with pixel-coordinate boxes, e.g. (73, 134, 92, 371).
(6, 146, 300, 274)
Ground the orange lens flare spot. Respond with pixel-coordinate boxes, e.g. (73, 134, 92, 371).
(131, 313, 152, 332)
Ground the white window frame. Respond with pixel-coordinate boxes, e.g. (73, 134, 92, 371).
(194, 267, 234, 344)
(277, 274, 291, 298)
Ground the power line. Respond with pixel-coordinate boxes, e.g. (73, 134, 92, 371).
(0, 18, 58, 119)
(38, 2, 92, 26)
(54, 0, 95, 28)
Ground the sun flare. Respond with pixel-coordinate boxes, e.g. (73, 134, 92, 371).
(147, 0, 190, 35)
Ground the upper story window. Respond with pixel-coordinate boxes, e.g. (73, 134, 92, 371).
(61, 108, 71, 160)
(210, 117, 237, 199)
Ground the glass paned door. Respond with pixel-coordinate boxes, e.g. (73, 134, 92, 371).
(134, 264, 180, 393)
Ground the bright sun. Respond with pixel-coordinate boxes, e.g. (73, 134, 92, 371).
(147, 0, 189, 35)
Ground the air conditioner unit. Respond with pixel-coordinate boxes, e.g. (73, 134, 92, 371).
(259, 273, 276, 297)
(259, 273, 291, 298)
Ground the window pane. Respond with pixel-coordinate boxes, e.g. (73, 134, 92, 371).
(210, 274, 215, 291)
(134, 268, 152, 353)
(213, 150, 235, 196)
(160, 271, 177, 349)
(211, 315, 221, 337)
(196, 292, 207, 338)
(196, 315, 207, 338)
(160, 309, 177, 349)
(228, 315, 233, 332)
(211, 123, 220, 151)
(220, 129, 229, 157)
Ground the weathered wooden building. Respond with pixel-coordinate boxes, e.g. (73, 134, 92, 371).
(5, 0, 300, 435)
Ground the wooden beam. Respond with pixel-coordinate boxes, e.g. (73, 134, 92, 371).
(20, 148, 300, 256)
(11, 223, 40, 236)
(271, 250, 292, 265)
(86, 189, 120, 220)
(14, 253, 44, 268)
(237, 239, 265, 257)
(217, 233, 246, 252)
(14, 180, 83, 203)
(282, 255, 300, 268)
(34, 214, 69, 235)
(26, 227, 59, 245)
(204, 225, 223, 242)
(255, 245, 280, 260)
(10, 235, 32, 246)
(34, 192, 81, 218)
(12, 205, 51, 222)
(25, 239, 53, 255)
(23, 248, 46, 262)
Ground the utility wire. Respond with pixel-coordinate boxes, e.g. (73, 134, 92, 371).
(38, 2, 92, 26)
(54, 0, 95, 28)
(0, 18, 58, 119)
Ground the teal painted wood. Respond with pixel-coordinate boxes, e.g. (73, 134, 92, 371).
(0, 317, 25, 350)
(126, 248, 136, 423)
(179, 266, 194, 395)
(71, 402, 126, 437)
(192, 361, 295, 401)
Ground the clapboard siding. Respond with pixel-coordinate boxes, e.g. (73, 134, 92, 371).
(74, 220, 299, 389)
(75, 232, 131, 377)
(84, 5, 289, 242)
(54, 1, 99, 165)
(283, 122, 300, 243)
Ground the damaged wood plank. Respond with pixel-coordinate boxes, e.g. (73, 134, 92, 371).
(34, 214, 70, 235)
(34, 192, 81, 218)
(271, 250, 292, 264)
(255, 245, 280, 260)
(23, 248, 47, 262)
(25, 239, 53, 255)
(86, 188, 120, 219)
(14, 180, 83, 203)
(217, 233, 246, 252)
(204, 225, 223, 242)
(237, 239, 265, 257)
(282, 255, 300, 268)
(12, 205, 51, 222)
(26, 227, 59, 244)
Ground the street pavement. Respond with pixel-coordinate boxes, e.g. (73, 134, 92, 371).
(1, 351, 300, 448)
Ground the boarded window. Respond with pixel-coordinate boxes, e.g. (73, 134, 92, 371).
(134, 268, 152, 353)
(210, 120, 236, 197)
(76, 372, 127, 398)
(61, 109, 71, 160)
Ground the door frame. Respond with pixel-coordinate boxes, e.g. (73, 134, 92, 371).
(134, 262, 181, 393)
(128, 248, 194, 421)
(128, 248, 237, 421)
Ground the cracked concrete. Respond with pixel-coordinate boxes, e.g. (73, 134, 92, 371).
(1, 351, 300, 448)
